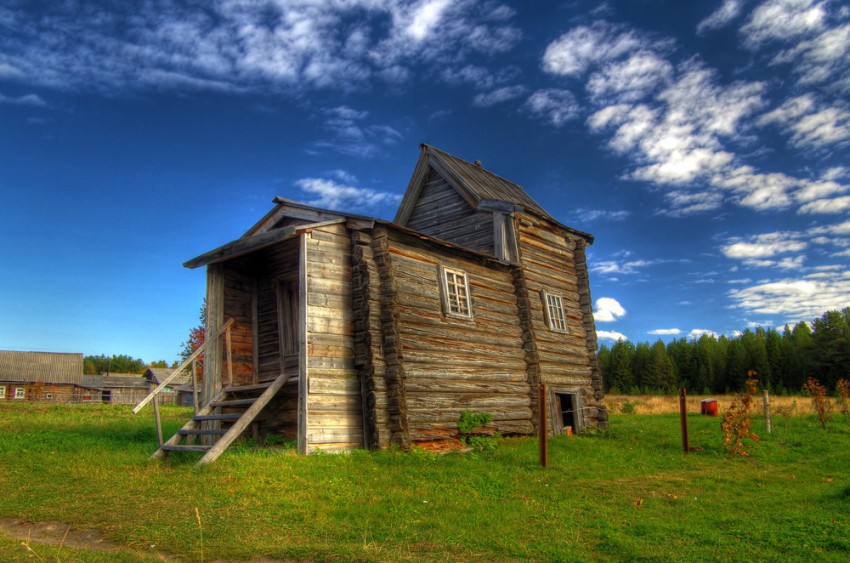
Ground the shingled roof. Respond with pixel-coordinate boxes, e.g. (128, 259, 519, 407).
(395, 144, 592, 242)
(0, 351, 84, 384)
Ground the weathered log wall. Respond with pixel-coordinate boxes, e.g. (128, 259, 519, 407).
(515, 212, 602, 428)
(385, 232, 533, 442)
(405, 170, 494, 255)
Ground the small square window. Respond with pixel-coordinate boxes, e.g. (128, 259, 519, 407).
(542, 291, 568, 333)
(0, 386, 5, 399)
(441, 267, 472, 318)
(14, 387, 26, 400)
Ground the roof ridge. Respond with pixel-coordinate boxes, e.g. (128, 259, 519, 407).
(421, 144, 527, 192)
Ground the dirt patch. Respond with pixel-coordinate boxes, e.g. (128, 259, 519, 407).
(1, 518, 121, 552)
(0, 518, 174, 560)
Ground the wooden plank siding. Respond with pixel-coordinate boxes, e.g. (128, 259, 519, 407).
(303, 223, 363, 453)
(515, 212, 603, 429)
(405, 170, 495, 255)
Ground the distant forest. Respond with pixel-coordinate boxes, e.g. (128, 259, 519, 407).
(83, 354, 175, 375)
(598, 308, 850, 394)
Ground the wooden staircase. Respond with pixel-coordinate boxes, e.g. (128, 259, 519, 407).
(152, 372, 292, 465)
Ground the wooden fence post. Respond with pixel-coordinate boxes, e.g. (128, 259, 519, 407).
(538, 383, 548, 467)
(679, 388, 689, 454)
(763, 390, 771, 434)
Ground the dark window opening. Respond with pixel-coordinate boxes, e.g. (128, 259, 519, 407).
(101, 390, 112, 404)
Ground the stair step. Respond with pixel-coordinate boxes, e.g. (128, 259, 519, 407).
(178, 428, 227, 436)
(210, 398, 256, 408)
(194, 413, 241, 422)
(223, 382, 273, 394)
(160, 444, 211, 452)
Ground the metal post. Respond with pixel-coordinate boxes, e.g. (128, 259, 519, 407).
(538, 383, 548, 467)
(679, 388, 689, 453)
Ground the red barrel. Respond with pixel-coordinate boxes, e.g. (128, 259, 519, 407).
(700, 399, 718, 416)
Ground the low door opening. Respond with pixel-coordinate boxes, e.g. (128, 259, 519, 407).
(556, 392, 578, 433)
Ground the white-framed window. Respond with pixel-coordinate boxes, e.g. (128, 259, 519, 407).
(542, 290, 568, 333)
(14, 387, 25, 400)
(0, 386, 5, 399)
(440, 266, 472, 318)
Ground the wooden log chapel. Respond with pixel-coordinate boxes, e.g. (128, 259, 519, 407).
(140, 144, 608, 462)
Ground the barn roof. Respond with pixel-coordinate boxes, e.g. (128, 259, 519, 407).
(145, 367, 191, 387)
(395, 144, 592, 242)
(0, 350, 84, 384)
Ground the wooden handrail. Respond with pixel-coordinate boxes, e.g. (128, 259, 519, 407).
(132, 318, 235, 414)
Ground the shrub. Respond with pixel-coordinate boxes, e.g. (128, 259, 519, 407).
(721, 376, 759, 456)
(836, 379, 850, 420)
(620, 401, 636, 415)
(458, 410, 498, 451)
(803, 378, 832, 430)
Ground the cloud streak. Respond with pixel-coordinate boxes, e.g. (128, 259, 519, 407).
(0, 1, 521, 96)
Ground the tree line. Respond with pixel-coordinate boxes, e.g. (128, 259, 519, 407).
(598, 307, 850, 394)
(83, 354, 176, 375)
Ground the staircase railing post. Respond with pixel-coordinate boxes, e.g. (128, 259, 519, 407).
(192, 359, 199, 415)
(153, 396, 164, 447)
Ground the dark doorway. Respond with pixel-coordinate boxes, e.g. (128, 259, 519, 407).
(555, 393, 577, 433)
(101, 390, 112, 404)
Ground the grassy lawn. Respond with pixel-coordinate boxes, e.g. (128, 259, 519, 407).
(0, 402, 848, 561)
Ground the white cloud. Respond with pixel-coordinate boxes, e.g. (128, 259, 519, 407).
(473, 85, 527, 107)
(524, 89, 581, 127)
(721, 232, 807, 259)
(698, 0, 746, 34)
(728, 270, 850, 319)
(404, 0, 453, 42)
(649, 328, 681, 335)
(594, 297, 626, 322)
(740, 0, 828, 49)
(798, 195, 850, 214)
(572, 208, 630, 222)
(688, 329, 719, 339)
(739, 1, 850, 94)
(592, 259, 657, 276)
(542, 21, 655, 77)
(316, 105, 403, 158)
(0, 92, 46, 106)
(294, 177, 401, 212)
(759, 94, 850, 149)
(597, 330, 629, 342)
(587, 51, 673, 103)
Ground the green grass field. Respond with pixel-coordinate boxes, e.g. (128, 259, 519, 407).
(0, 402, 848, 561)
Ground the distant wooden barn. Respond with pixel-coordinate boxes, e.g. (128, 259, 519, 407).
(0, 350, 86, 402)
(141, 145, 606, 462)
(145, 367, 195, 406)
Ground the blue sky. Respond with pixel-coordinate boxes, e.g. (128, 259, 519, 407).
(1, 0, 849, 362)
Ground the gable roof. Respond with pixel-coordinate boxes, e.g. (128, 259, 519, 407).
(0, 351, 84, 384)
(145, 367, 191, 387)
(395, 144, 593, 243)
